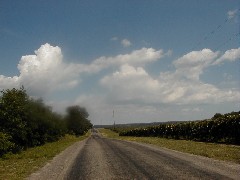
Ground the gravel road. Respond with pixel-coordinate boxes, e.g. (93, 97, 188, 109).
(28, 129, 240, 180)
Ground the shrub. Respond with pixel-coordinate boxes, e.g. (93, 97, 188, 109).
(0, 132, 15, 156)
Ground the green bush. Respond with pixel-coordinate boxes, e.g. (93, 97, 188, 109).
(0, 132, 15, 156)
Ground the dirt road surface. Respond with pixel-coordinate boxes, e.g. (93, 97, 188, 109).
(28, 129, 240, 180)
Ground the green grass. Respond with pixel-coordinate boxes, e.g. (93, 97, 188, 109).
(99, 128, 240, 164)
(0, 133, 90, 180)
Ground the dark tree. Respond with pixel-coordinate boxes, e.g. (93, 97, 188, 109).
(65, 105, 92, 136)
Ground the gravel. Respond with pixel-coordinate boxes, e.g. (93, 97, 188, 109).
(27, 138, 88, 180)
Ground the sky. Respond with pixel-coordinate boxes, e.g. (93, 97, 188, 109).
(0, 0, 239, 125)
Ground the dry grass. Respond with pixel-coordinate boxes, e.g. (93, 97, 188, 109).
(99, 128, 240, 164)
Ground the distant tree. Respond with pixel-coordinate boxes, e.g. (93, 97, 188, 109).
(65, 105, 92, 136)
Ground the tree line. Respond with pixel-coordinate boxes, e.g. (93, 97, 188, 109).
(0, 87, 92, 156)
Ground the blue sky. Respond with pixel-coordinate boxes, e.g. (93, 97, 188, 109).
(0, 0, 239, 125)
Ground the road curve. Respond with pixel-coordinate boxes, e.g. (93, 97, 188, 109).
(28, 129, 240, 180)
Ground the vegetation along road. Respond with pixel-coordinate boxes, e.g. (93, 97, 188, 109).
(29, 129, 240, 180)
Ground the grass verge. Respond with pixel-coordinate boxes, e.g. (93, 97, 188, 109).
(0, 132, 90, 180)
(99, 128, 240, 164)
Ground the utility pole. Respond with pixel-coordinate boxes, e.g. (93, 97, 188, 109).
(113, 110, 115, 130)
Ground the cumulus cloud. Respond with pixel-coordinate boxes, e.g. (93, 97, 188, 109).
(0, 44, 170, 113)
(0, 43, 80, 96)
(213, 47, 240, 65)
(0, 43, 169, 99)
(2, 43, 239, 122)
(100, 49, 240, 106)
(228, 9, 238, 19)
(100, 64, 161, 103)
(121, 39, 132, 47)
(173, 49, 219, 80)
(0, 75, 20, 90)
(77, 47, 166, 73)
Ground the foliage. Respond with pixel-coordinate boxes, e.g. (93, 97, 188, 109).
(0, 87, 29, 151)
(0, 87, 92, 156)
(25, 99, 67, 146)
(119, 111, 240, 145)
(0, 132, 15, 156)
(65, 105, 92, 136)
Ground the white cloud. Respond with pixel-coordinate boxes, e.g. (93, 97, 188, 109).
(173, 49, 219, 80)
(77, 47, 165, 73)
(2, 43, 239, 124)
(0, 43, 80, 96)
(162, 48, 240, 103)
(228, 9, 238, 19)
(213, 47, 240, 65)
(100, 64, 161, 103)
(121, 39, 132, 47)
(0, 43, 168, 99)
(0, 75, 20, 89)
(100, 49, 240, 106)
